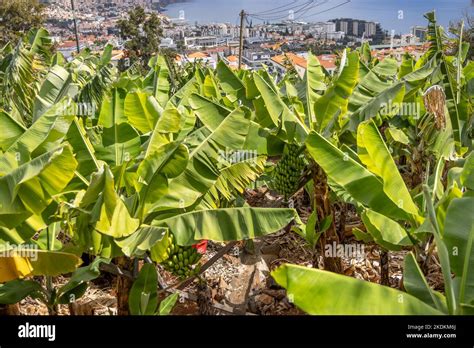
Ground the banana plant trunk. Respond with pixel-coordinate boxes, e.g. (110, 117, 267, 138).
(116, 256, 134, 316)
(312, 165, 343, 274)
(380, 249, 390, 286)
(0, 304, 21, 315)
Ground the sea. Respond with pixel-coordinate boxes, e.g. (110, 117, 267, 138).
(164, 0, 473, 33)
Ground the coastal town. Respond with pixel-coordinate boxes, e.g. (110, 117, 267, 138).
(39, 0, 430, 75)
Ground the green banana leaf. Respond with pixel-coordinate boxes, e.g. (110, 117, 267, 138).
(93, 122, 141, 166)
(154, 107, 182, 134)
(136, 142, 189, 217)
(95, 198, 140, 238)
(443, 196, 474, 307)
(361, 209, 413, 250)
(146, 55, 171, 108)
(399, 53, 414, 78)
(158, 293, 178, 316)
(81, 166, 139, 239)
(201, 72, 220, 100)
(189, 93, 230, 130)
(357, 120, 419, 217)
(423, 186, 457, 314)
(27, 28, 52, 59)
(372, 58, 399, 76)
(272, 264, 443, 315)
(129, 263, 158, 315)
(0, 99, 75, 170)
(350, 82, 405, 129)
(216, 60, 247, 103)
(98, 88, 128, 127)
(403, 252, 447, 313)
(32, 65, 76, 121)
(124, 92, 161, 134)
(305, 131, 410, 221)
(153, 207, 298, 246)
(254, 73, 308, 143)
(56, 257, 107, 304)
(148, 107, 252, 211)
(115, 225, 168, 257)
(0, 145, 77, 228)
(305, 52, 326, 125)
(0, 279, 45, 304)
(460, 152, 474, 190)
(206, 155, 266, 202)
(314, 50, 359, 133)
(66, 118, 100, 181)
(0, 110, 26, 151)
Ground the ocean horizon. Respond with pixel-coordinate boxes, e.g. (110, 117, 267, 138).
(164, 0, 473, 33)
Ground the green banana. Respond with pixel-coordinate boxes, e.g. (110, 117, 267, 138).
(273, 143, 305, 199)
(159, 232, 204, 279)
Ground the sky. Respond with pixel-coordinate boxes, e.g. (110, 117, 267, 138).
(164, 0, 473, 33)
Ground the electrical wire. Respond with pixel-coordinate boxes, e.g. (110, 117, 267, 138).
(296, 0, 351, 21)
(247, 0, 341, 22)
(248, 3, 313, 21)
(242, 0, 351, 25)
(293, 0, 328, 20)
(248, 0, 300, 16)
(247, 0, 317, 21)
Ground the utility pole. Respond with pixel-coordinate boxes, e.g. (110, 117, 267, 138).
(70, 0, 80, 53)
(238, 10, 246, 70)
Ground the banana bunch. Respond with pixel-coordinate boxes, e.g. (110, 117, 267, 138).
(273, 144, 305, 199)
(161, 234, 202, 279)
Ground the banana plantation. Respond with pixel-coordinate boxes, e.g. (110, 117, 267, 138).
(0, 12, 472, 316)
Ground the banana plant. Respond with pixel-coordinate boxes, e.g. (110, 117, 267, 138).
(416, 11, 472, 155)
(0, 28, 52, 125)
(304, 119, 423, 280)
(65, 80, 301, 256)
(0, 98, 93, 312)
(53, 60, 301, 314)
(282, 12, 469, 274)
(180, 51, 359, 272)
(272, 152, 473, 315)
(0, 256, 108, 315)
(33, 45, 117, 123)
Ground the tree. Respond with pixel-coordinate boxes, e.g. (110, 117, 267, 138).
(0, 0, 44, 46)
(117, 6, 163, 70)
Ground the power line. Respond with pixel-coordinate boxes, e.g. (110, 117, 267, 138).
(248, 0, 300, 16)
(247, 0, 343, 22)
(236, 0, 352, 70)
(248, 0, 309, 18)
(248, 0, 317, 21)
(293, 0, 328, 20)
(296, 0, 351, 21)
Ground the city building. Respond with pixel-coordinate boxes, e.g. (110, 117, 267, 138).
(242, 49, 273, 70)
(411, 26, 427, 42)
(330, 18, 378, 41)
(184, 36, 226, 48)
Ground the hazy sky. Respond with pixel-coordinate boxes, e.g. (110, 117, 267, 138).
(165, 0, 473, 32)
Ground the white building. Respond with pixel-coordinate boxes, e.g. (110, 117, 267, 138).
(184, 36, 226, 48)
(159, 38, 177, 49)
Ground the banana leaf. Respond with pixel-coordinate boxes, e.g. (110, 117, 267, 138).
(154, 207, 298, 246)
(272, 264, 443, 315)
